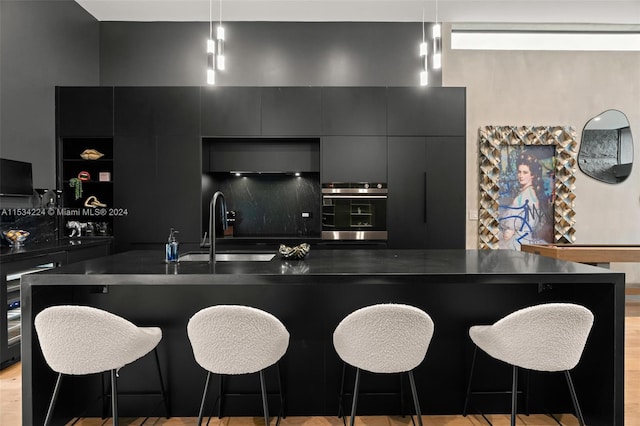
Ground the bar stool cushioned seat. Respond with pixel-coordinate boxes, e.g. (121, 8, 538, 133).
(35, 305, 167, 426)
(187, 305, 289, 425)
(333, 303, 435, 426)
(464, 302, 594, 426)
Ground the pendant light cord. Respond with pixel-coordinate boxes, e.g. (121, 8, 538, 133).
(422, 8, 425, 42)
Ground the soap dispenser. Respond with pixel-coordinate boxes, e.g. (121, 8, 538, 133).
(165, 228, 179, 263)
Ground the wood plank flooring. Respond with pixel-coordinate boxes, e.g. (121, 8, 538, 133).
(2, 301, 639, 426)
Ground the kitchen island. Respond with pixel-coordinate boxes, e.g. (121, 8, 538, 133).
(21, 249, 624, 425)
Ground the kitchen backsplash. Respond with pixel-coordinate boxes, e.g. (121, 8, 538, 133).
(203, 173, 321, 238)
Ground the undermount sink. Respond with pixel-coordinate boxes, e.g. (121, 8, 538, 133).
(178, 252, 276, 262)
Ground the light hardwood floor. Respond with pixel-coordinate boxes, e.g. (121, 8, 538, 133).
(2, 302, 639, 426)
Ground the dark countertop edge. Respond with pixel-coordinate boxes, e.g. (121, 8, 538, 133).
(22, 271, 625, 287)
(0, 238, 112, 262)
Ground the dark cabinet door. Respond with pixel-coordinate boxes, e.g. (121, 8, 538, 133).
(114, 134, 201, 251)
(387, 87, 466, 136)
(261, 87, 322, 135)
(201, 87, 261, 136)
(387, 137, 427, 249)
(321, 136, 387, 183)
(321, 87, 387, 135)
(425, 136, 465, 249)
(387, 136, 465, 249)
(57, 87, 113, 137)
(114, 87, 200, 136)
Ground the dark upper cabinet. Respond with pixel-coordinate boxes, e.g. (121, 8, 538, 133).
(387, 87, 466, 136)
(322, 88, 387, 135)
(114, 87, 200, 136)
(387, 136, 465, 249)
(321, 136, 387, 183)
(261, 87, 322, 136)
(57, 87, 113, 137)
(209, 138, 320, 173)
(201, 87, 261, 136)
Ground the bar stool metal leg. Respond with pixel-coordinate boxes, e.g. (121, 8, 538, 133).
(218, 374, 224, 419)
(565, 371, 586, 426)
(197, 371, 212, 426)
(111, 369, 119, 426)
(349, 368, 361, 426)
(260, 369, 270, 426)
(510, 365, 518, 426)
(407, 370, 423, 426)
(153, 348, 170, 418)
(463, 345, 478, 416)
(276, 362, 286, 422)
(44, 372, 63, 426)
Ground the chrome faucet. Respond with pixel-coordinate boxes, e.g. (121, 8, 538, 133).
(209, 191, 228, 263)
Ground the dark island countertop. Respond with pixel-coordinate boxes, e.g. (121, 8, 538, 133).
(21, 249, 625, 426)
(24, 248, 618, 285)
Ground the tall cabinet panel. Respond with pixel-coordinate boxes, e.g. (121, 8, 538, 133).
(114, 87, 201, 251)
(261, 87, 322, 135)
(321, 87, 387, 136)
(387, 137, 427, 248)
(321, 136, 387, 183)
(201, 87, 261, 136)
(387, 136, 465, 249)
(387, 87, 466, 136)
(57, 87, 113, 137)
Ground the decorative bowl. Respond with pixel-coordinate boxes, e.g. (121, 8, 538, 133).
(2, 229, 30, 247)
(278, 243, 310, 260)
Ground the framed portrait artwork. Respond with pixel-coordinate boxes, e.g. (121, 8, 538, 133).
(478, 126, 578, 250)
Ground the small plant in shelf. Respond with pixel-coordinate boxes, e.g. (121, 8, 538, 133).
(68, 177, 83, 200)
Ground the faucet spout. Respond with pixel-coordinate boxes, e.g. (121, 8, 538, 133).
(209, 191, 228, 263)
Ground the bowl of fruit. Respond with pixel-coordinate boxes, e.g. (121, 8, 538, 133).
(2, 229, 30, 248)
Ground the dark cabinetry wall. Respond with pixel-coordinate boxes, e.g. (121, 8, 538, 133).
(388, 136, 465, 249)
(58, 86, 466, 249)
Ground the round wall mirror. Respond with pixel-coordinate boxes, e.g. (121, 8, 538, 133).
(578, 109, 633, 184)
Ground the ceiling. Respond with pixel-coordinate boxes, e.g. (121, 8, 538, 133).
(75, 0, 640, 24)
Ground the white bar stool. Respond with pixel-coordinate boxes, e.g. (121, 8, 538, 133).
(463, 302, 594, 426)
(333, 303, 435, 426)
(34, 305, 169, 426)
(187, 305, 290, 426)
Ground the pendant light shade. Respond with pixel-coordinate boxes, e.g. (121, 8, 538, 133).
(432, 3, 442, 70)
(206, 0, 226, 84)
(419, 8, 428, 86)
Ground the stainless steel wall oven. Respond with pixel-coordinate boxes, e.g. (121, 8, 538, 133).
(322, 182, 387, 240)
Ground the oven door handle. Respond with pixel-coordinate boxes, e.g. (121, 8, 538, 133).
(322, 195, 388, 199)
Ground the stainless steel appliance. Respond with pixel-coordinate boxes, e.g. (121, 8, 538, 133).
(322, 182, 387, 240)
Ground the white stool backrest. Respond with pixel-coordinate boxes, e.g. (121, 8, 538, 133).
(470, 303, 594, 371)
(333, 303, 435, 374)
(187, 305, 290, 375)
(34, 305, 162, 375)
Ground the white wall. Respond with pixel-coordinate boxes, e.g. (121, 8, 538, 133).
(442, 24, 640, 283)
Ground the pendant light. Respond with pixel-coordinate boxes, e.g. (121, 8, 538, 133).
(419, 8, 429, 86)
(206, 0, 225, 85)
(216, 0, 225, 71)
(432, 0, 442, 70)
